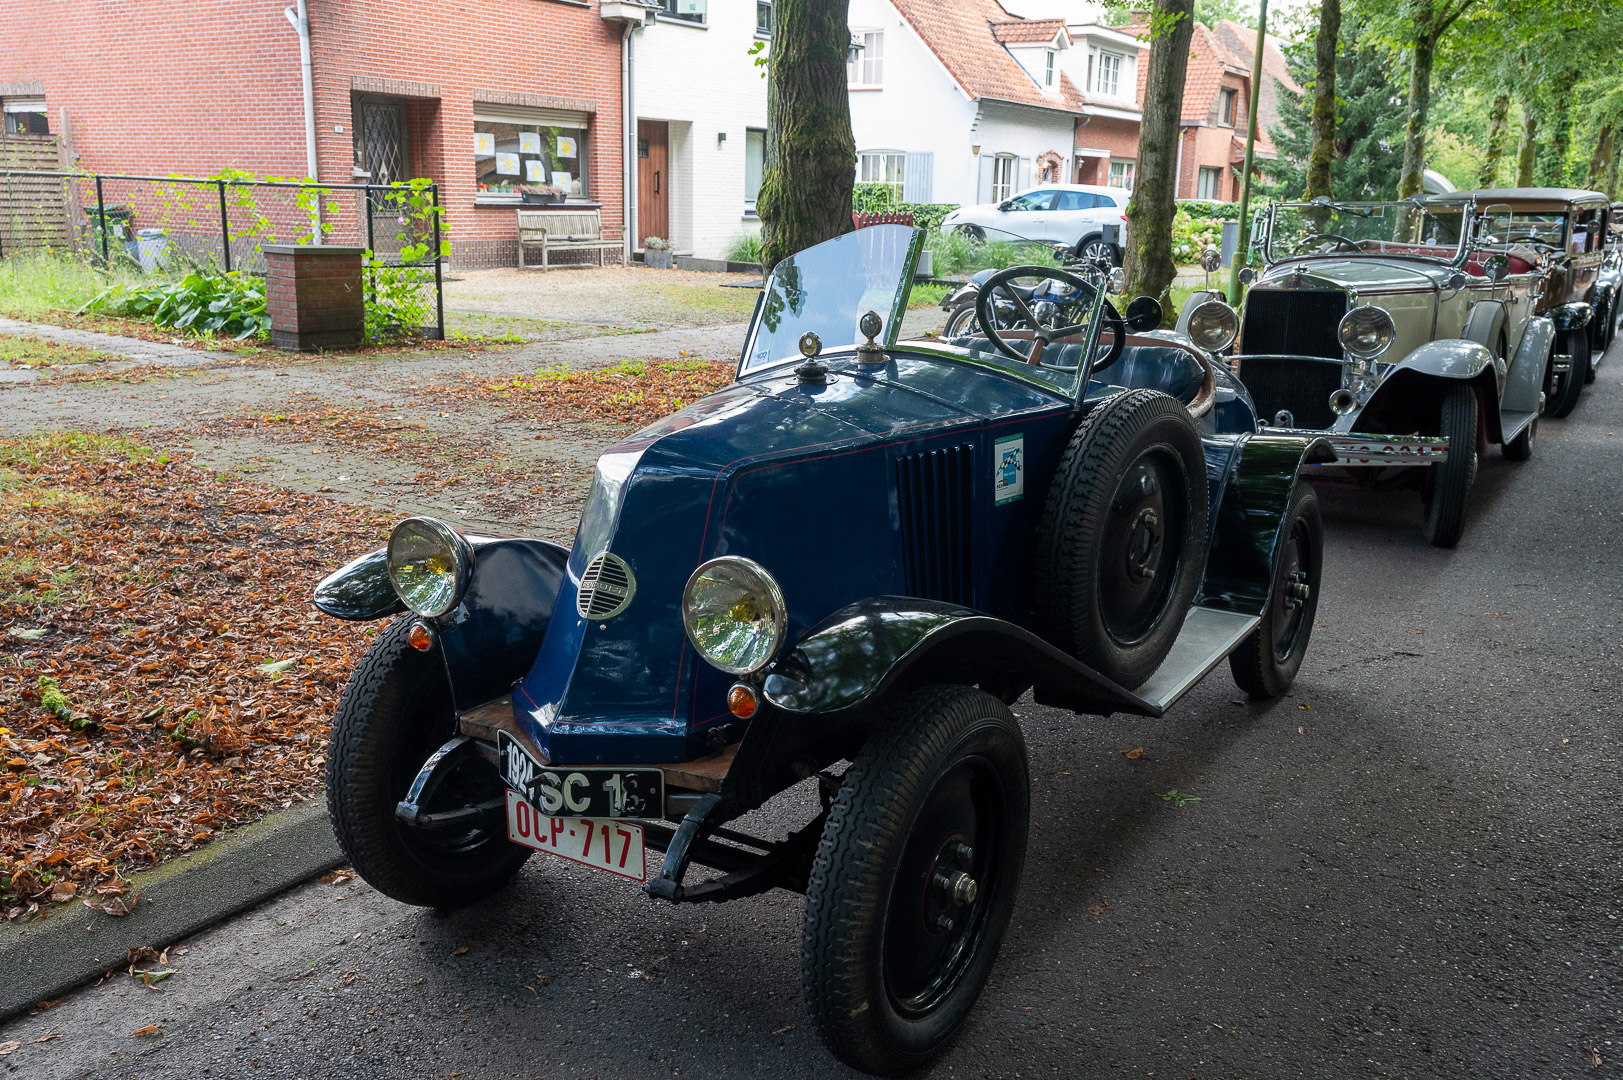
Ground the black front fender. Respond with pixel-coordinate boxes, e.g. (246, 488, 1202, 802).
(761, 597, 1154, 718)
(314, 535, 570, 713)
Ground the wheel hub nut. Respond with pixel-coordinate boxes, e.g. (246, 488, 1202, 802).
(934, 871, 979, 906)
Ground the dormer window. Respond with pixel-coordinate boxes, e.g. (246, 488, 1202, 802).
(1220, 87, 1238, 126)
(1094, 50, 1122, 98)
(1045, 50, 1055, 88)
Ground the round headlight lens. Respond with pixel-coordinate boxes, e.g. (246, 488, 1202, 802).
(1186, 298, 1239, 352)
(387, 517, 471, 618)
(682, 557, 787, 676)
(1338, 305, 1394, 359)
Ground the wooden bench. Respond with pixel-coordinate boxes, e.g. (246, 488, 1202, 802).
(516, 208, 624, 270)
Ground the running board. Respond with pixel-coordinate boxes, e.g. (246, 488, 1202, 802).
(1135, 607, 1260, 714)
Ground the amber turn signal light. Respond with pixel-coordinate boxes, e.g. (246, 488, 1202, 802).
(407, 622, 435, 652)
(727, 683, 758, 719)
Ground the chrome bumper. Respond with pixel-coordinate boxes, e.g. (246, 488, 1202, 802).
(1265, 428, 1449, 466)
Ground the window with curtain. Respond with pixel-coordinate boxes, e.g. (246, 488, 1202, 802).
(992, 155, 1016, 202)
(1108, 160, 1134, 188)
(1196, 167, 1222, 201)
(858, 150, 906, 198)
(745, 128, 765, 212)
(849, 31, 884, 85)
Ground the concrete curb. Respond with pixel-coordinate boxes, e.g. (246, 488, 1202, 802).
(0, 800, 343, 1022)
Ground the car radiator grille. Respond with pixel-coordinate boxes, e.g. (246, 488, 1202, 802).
(1234, 355, 1345, 430)
(895, 444, 974, 606)
(1240, 288, 1348, 360)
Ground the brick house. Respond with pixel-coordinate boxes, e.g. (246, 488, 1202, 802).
(1, 0, 633, 267)
(1068, 18, 1300, 203)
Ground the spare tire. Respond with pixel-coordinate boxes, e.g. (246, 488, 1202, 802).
(1037, 389, 1209, 689)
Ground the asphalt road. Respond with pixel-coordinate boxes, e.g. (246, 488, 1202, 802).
(5, 340, 1621, 1080)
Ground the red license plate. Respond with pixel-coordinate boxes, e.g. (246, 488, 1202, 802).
(505, 789, 647, 881)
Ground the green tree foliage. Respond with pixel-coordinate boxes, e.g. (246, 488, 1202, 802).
(1267, 11, 1405, 200)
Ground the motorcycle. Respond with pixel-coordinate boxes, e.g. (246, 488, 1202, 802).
(939, 232, 1118, 338)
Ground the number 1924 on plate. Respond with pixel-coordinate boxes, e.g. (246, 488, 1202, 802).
(505, 790, 646, 881)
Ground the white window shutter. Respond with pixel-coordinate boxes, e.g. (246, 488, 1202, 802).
(1017, 157, 1032, 192)
(977, 155, 995, 204)
(904, 152, 933, 203)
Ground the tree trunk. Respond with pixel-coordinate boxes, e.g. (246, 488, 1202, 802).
(1515, 100, 1538, 186)
(1396, 4, 1437, 200)
(1540, 71, 1577, 187)
(1303, 0, 1340, 200)
(1124, 0, 1196, 319)
(1609, 140, 1620, 200)
(758, 0, 856, 272)
(1585, 126, 1615, 191)
(1478, 91, 1510, 188)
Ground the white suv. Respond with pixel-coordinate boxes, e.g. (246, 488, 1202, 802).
(939, 184, 1131, 265)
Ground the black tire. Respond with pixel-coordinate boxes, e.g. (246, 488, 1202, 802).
(1037, 389, 1209, 688)
(326, 616, 529, 908)
(943, 302, 981, 338)
(802, 686, 1029, 1076)
(956, 225, 985, 241)
(1228, 482, 1322, 698)
(1420, 384, 1479, 548)
(1546, 330, 1588, 418)
(1078, 235, 1119, 267)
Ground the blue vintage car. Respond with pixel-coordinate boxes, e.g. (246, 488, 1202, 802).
(313, 226, 1330, 1075)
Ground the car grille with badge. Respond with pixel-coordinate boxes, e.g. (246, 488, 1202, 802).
(499, 731, 663, 880)
(1233, 354, 1346, 430)
(1236, 288, 1352, 430)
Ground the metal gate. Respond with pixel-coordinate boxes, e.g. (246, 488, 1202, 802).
(354, 98, 410, 258)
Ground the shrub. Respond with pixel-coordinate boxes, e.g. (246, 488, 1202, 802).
(724, 233, 763, 264)
(852, 183, 959, 233)
(1177, 199, 1242, 221)
(83, 270, 268, 339)
(1171, 209, 1231, 266)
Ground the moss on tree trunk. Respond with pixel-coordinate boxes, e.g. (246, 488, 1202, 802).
(1124, 0, 1196, 322)
(1304, 0, 1340, 200)
(1585, 126, 1615, 192)
(1538, 71, 1577, 188)
(1515, 101, 1538, 187)
(1478, 92, 1510, 188)
(758, 0, 857, 272)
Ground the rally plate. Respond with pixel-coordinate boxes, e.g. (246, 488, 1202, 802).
(497, 730, 663, 819)
(505, 791, 646, 881)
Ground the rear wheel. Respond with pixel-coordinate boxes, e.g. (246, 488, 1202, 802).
(1229, 483, 1322, 698)
(802, 686, 1029, 1076)
(1420, 385, 1479, 548)
(327, 617, 529, 908)
(1546, 330, 1588, 418)
(956, 225, 986, 241)
(943, 302, 981, 338)
(1037, 390, 1209, 688)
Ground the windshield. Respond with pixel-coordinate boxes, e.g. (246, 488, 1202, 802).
(1265, 200, 1469, 265)
(739, 224, 923, 375)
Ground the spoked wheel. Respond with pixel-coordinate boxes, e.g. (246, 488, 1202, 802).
(327, 616, 529, 908)
(802, 686, 1029, 1076)
(943, 302, 981, 338)
(1038, 389, 1208, 688)
(1420, 384, 1479, 548)
(1078, 236, 1118, 267)
(1229, 482, 1322, 698)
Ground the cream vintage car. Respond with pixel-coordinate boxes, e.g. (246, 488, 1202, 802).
(1177, 197, 1551, 547)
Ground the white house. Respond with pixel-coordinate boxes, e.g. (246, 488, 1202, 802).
(618, 0, 772, 261)
(846, 0, 1086, 209)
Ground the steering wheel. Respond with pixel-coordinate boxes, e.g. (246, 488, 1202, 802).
(1507, 234, 1556, 249)
(1292, 233, 1361, 255)
(975, 265, 1126, 372)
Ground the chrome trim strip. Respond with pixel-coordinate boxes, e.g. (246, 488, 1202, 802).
(1262, 427, 1450, 465)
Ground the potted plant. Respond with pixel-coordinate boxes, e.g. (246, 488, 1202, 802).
(516, 185, 564, 205)
(643, 236, 673, 269)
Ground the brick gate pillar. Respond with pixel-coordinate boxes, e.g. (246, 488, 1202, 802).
(263, 245, 366, 351)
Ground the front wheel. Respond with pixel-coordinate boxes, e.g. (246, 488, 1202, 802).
(1546, 330, 1589, 418)
(1420, 384, 1479, 548)
(802, 686, 1029, 1076)
(955, 224, 986, 241)
(1228, 482, 1322, 698)
(326, 617, 529, 908)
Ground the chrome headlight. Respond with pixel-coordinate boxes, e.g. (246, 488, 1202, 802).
(386, 517, 472, 618)
(1338, 306, 1394, 360)
(682, 557, 787, 675)
(1186, 298, 1239, 352)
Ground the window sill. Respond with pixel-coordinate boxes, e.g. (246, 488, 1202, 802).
(475, 197, 600, 208)
(742, 209, 758, 219)
(849, 85, 883, 92)
(754, 30, 771, 40)
(658, 17, 708, 28)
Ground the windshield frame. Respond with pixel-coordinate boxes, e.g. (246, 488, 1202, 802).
(1262, 198, 1476, 269)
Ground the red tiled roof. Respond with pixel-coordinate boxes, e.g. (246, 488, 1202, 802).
(890, 0, 1082, 114)
(989, 18, 1068, 45)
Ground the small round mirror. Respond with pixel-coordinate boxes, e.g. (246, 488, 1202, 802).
(798, 331, 823, 358)
(858, 310, 882, 342)
(1200, 247, 1221, 273)
(1124, 296, 1162, 332)
(1237, 266, 1257, 285)
(1106, 267, 1128, 295)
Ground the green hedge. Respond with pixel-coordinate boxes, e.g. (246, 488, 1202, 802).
(1176, 199, 1242, 221)
(852, 183, 959, 233)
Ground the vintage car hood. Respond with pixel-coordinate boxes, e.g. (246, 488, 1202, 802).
(1264, 258, 1454, 291)
(511, 354, 1069, 763)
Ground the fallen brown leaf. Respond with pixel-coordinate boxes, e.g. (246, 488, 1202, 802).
(130, 1024, 162, 1038)
(1124, 747, 1144, 760)
(31, 1032, 61, 1044)
(0, 1042, 18, 1056)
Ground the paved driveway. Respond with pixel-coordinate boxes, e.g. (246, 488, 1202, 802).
(3, 340, 1620, 1080)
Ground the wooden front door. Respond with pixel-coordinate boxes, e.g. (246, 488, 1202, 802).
(637, 120, 669, 247)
